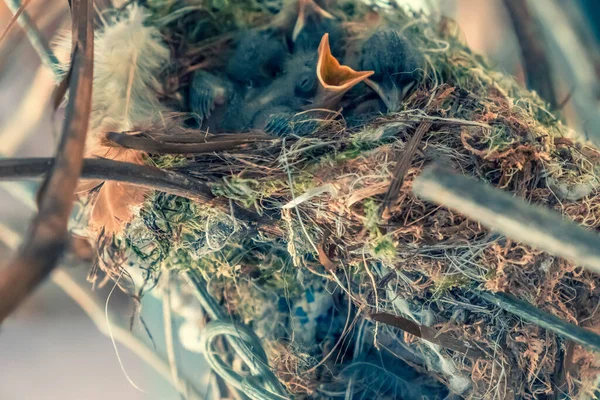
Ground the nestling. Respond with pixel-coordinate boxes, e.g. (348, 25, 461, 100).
(189, 70, 251, 132)
(359, 29, 423, 112)
(226, 30, 288, 87)
(292, 0, 344, 55)
(189, 70, 233, 123)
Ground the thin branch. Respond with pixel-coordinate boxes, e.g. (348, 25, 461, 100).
(0, 0, 33, 45)
(412, 165, 600, 273)
(146, 131, 272, 143)
(503, 0, 557, 107)
(370, 312, 486, 358)
(3, 0, 61, 75)
(0, 0, 93, 322)
(0, 157, 271, 225)
(0, 157, 214, 201)
(477, 290, 600, 353)
(380, 122, 431, 219)
(104, 131, 274, 154)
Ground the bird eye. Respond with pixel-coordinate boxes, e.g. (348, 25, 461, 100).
(295, 73, 316, 96)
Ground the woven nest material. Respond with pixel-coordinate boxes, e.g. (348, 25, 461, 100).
(77, 1, 600, 399)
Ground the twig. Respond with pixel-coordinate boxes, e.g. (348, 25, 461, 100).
(503, 0, 557, 107)
(412, 165, 600, 274)
(3, 0, 61, 75)
(0, 157, 273, 226)
(380, 122, 431, 219)
(0, 0, 93, 322)
(0, 157, 215, 201)
(370, 312, 486, 358)
(104, 131, 274, 154)
(477, 290, 600, 353)
(0, 0, 33, 45)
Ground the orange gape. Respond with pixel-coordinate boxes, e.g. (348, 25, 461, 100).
(313, 33, 373, 109)
(76, 142, 147, 235)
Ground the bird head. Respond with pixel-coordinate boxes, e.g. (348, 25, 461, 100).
(313, 33, 374, 110)
(284, 51, 319, 98)
(292, 0, 334, 42)
(226, 30, 287, 87)
(360, 29, 423, 112)
(364, 78, 416, 114)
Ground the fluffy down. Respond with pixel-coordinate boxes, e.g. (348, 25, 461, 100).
(62, 5, 170, 235)
(77, 144, 147, 235)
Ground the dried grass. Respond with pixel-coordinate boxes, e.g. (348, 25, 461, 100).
(83, 1, 600, 398)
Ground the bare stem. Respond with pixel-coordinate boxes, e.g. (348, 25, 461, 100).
(0, 157, 271, 225)
(3, 0, 62, 75)
(104, 131, 273, 154)
(413, 165, 600, 273)
(0, 0, 94, 322)
(503, 0, 557, 107)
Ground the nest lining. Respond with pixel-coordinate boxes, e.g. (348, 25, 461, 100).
(83, 1, 600, 399)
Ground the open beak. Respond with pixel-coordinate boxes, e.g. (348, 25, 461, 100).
(365, 79, 415, 113)
(312, 33, 374, 109)
(292, 0, 334, 42)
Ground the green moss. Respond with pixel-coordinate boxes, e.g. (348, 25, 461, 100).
(487, 124, 516, 151)
(148, 154, 189, 169)
(362, 197, 378, 227)
(370, 236, 397, 262)
(212, 177, 262, 208)
(433, 274, 471, 292)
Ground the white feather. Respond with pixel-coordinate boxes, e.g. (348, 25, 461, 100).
(56, 5, 171, 139)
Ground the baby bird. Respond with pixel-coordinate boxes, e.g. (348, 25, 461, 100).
(314, 33, 373, 110)
(251, 34, 373, 135)
(248, 51, 318, 130)
(189, 70, 251, 132)
(189, 70, 232, 124)
(270, 0, 342, 52)
(293, 0, 344, 55)
(226, 30, 288, 87)
(359, 29, 423, 112)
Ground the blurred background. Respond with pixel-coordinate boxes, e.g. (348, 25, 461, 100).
(0, 0, 597, 399)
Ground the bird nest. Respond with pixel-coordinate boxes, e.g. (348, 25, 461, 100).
(76, 1, 600, 399)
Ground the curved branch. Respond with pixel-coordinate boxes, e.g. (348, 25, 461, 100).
(0, 157, 215, 202)
(503, 0, 558, 107)
(0, 0, 93, 322)
(4, 0, 62, 75)
(0, 157, 271, 225)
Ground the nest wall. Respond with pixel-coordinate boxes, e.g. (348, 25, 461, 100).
(77, 1, 600, 399)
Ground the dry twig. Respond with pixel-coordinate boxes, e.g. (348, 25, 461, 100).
(104, 131, 274, 154)
(413, 165, 600, 273)
(0, 0, 93, 322)
(503, 0, 557, 107)
(380, 122, 431, 219)
(3, 0, 61, 74)
(0, 157, 215, 202)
